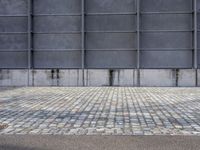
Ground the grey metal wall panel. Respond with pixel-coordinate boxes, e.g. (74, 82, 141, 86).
(0, 34, 27, 49)
(141, 0, 192, 12)
(0, 0, 27, 69)
(33, 0, 82, 69)
(198, 33, 200, 49)
(86, 51, 137, 68)
(34, 0, 81, 14)
(86, 33, 137, 49)
(141, 51, 193, 68)
(34, 51, 82, 68)
(34, 34, 81, 50)
(141, 32, 192, 49)
(85, 0, 137, 68)
(0, 52, 28, 68)
(86, 0, 136, 13)
(141, 14, 193, 30)
(198, 51, 200, 67)
(86, 15, 136, 31)
(0, 17, 27, 32)
(34, 16, 81, 32)
(140, 0, 193, 69)
(0, 0, 197, 70)
(196, 0, 200, 10)
(0, 0, 27, 15)
(198, 15, 200, 30)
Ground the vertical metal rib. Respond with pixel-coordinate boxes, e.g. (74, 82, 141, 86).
(194, 0, 198, 86)
(27, 0, 33, 86)
(136, 0, 140, 87)
(81, 0, 85, 86)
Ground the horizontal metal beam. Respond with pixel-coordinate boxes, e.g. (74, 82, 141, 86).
(34, 49, 82, 51)
(85, 31, 137, 33)
(86, 12, 137, 15)
(34, 31, 136, 34)
(0, 31, 193, 34)
(33, 32, 81, 34)
(0, 50, 28, 52)
(141, 11, 193, 14)
(0, 15, 28, 17)
(33, 14, 81, 16)
(140, 30, 194, 32)
(140, 48, 194, 51)
(85, 49, 137, 51)
(0, 32, 28, 34)
(32, 49, 137, 51)
(0, 48, 193, 52)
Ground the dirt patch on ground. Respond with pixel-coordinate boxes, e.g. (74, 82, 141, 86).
(0, 124, 8, 130)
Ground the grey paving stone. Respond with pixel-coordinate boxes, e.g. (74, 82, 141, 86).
(0, 87, 200, 136)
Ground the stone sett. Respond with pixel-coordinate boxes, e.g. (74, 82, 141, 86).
(0, 87, 200, 136)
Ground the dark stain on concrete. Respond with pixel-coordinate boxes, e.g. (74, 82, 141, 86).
(0, 70, 10, 80)
(109, 70, 114, 86)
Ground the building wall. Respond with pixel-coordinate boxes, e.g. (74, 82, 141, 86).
(0, 0, 199, 87)
(0, 69, 198, 87)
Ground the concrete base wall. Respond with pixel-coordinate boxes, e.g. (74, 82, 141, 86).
(140, 69, 175, 87)
(0, 69, 198, 87)
(0, 70, 28, 86)
(140, 69, 197, 87)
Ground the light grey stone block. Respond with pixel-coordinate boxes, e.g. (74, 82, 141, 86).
(33, 70, 56, 86)
(0, 70, 28, 86)
(113, 70, 137, 86)
(140, 69, 175, 87)
(85, 70, 109, 86)
(59, 70, 82, 86)
(178, 69, 196, 87)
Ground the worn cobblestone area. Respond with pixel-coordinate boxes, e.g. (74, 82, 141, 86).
(0, 87, 200, 135)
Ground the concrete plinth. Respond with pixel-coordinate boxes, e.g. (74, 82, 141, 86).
(84, 70, 109, 86)
(140, 69, 175, 87)
(0, 70, 28, 87)
(177, 69, 196, 87)
(112, 70, 137, 86)
(0, 69, 199, 87)
(59, 70, 82, 87)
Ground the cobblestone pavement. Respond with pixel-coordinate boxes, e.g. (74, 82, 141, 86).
(0, 87, 200, 136)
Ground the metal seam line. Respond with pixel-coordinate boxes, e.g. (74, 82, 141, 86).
(27, 0, 33, 86)
(137, 0, 140, 87)
(81, 0, 85, 86)
(194, 0, 198, 86)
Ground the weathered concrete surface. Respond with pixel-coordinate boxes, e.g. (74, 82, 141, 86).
(59, 70, 82, 86)
(140, 69, 175, 87)
(0, 69, 199, 87)
(0, 135, 199, 150)
(198, 69, 200, 87)
(113, 70, 137, 86)
(177, 69, 196, 87)
(85, 70, 109, 86)
(0, 70, 28, 87)
(32, 70, 56, 86)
